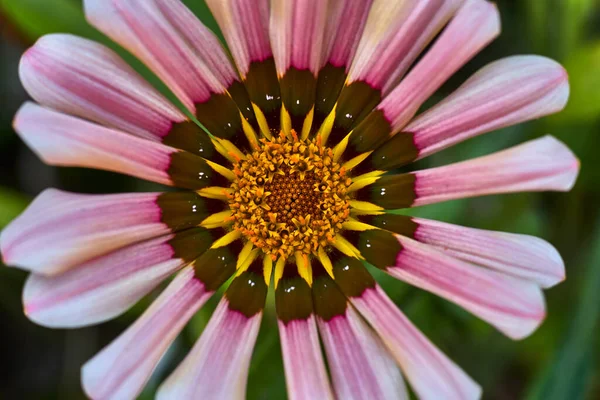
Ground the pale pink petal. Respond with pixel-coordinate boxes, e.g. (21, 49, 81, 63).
(413, 217, 565, 288)
(20, 34, 185, 141)
(408, 55, 569, 159)
(321, 0, 372, 69)
(391, 235, 546, 339)
(279, 316, 334, 400)
(317, 306, 408, 400)
(349, 0, 464, 94)
(0, 189, 165, 275)
(157, 299, 261, 399)
(352, 285, 482, 399)
(13, 103, 219, 188)
(379, 0, 500, 132)
(84, 0, 238, 111)
(206, 0, 271, 78)
(269, 0, 329, 75)
(82, 266, 211, 400)
(413, 135, 580, 206)
(22, 230, 206, 328)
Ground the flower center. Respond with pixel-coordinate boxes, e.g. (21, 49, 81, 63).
(229, 131, 351, 260)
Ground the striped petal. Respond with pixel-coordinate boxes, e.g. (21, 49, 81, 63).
(356, 136, 580, 209)
(82, 266, 211, 400)
(83, 0, 237, 111)
(270, 0, 329, 131)
(279, 317, 333, 400)
(391, 235, 546, 339)
(347, 229, 547, 339)
(348, 0, 461, 94)
(412, 218, 565, 288)
(206, 0, 271, 79)
(157, 263, 267, 400)
(314, 274, 407, 400)
(361, 213, 565, 288)
(269, 0, 328, 76)
(329, 254, 480, 399)
(14, 103, 228, 190)
(313, 0, 372, 127)
(362, 55, 569, 172)
(0, 189, 220, 275)
(409, 55, 569, 160)
(19, 34, 185, 141)
(276, 266, 333, 400)
(22, 228, 212, 328)
(346, 0, 500, 155)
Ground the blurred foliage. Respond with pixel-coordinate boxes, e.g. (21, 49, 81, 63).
(1, 0, 600, 399)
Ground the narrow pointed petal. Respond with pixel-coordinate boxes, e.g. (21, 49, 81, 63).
(19, 34, 186, 141)
(13, 103, 228, 190)
(82, 267, 211, 400)
(22, 228, 213, 328)
(329, 254, 480, 399)
(206, 0, 271, 79)
(158, 263, 267, 400)
(276, 267, 333, 400)
(361, 213, 565, 288)
(312, 269, 406, 399)
(362, 55, 569, 171)
(0, 190, 221, 274)
(356, 136, 580, 209)
(84, 0, 238, 112)
(346, 0, 500, 155)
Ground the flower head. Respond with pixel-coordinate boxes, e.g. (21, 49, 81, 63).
(1, 0, 578, 399)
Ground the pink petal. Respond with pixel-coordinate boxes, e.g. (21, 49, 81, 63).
(206, 0, 271, 78)
(352, 285, 482, 399)
(0, 189, 164, 275)
(391, 235, 546, 339)
(413, 135, 580, 206)
(349, 0, 462, 94)
(321, 0, 372, 69)
(84, 0, 238, 111)
(14, 103, 171, 183)
(408, 55, 569, 159)
(269, 0, 329, 75)
(13, 103, 221, 189)
(157, 299, 262, 399)
(22, 230, 207, 328)
(279, 316, 334, 400)
(82, 266, 210, 400)
(379, 0, 500, 132)
(20, 34, 185, 141)
(413, 217, 565, 288)
(317, 306, 408, 399)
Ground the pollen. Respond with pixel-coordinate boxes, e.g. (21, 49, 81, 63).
(229, 131, 351, 260)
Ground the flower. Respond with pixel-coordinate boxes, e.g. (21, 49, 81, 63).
(0, 0, 578, 398)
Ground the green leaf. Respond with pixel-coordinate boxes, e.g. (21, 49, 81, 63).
(552, 43, 600, 123)
(0, 0, 100, 42)
(526, 222, 600, 400)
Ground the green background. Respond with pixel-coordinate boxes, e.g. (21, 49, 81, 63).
(0, 0, 599, 398)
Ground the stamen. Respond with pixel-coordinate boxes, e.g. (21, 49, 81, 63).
(229, 130, 351, 260)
